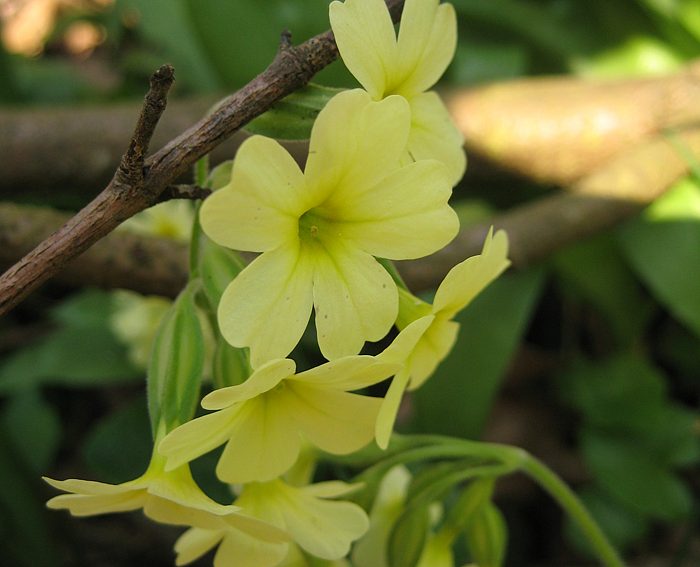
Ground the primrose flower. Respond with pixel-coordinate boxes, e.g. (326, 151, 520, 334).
(200, 88, 458, 367)
(159, 353, 402, 484)
(330, 0, 466, 184)
(175, 479, 368, 566)
(375, 229, 510, 448)
(44, 435, 288, 545)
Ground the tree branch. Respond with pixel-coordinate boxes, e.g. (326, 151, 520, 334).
(3, 124, 698, 297)
(0, 0, 406, 316)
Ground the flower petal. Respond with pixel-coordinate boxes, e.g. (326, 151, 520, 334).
(329, 0, 397, 98)
(333, 159, 458, 259)
(278, 488, 369, 559)
(215, 527, 289, 567)
(407, 317, 460, 391)
(218, 242, 314, 368)
(432, 228, 510, 317)
(294, 356, 399, 391)
(159, 406, 241, 471)
(302, 481, 364, 499)
(379, 315, 434, 365)
(375, 368, 410, 450)
(46, 491, 146, 516)
(397, 1, 457, 96)
(408, 91, 466, 186)
(199, 136, 306, 252)
(201, 358, 296, 410)
(287, 383, 381, 455)
(306, 90, 410, 202)
(216, 397, 301, 484)
(175, 528, 224, 566)
(312, 240, 397, 360)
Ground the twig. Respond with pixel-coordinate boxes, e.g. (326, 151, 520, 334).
(0, 0, 406, 316)
(157, 184, 212, 203)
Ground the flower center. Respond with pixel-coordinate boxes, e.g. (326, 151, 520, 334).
(298, 210, 329, 244)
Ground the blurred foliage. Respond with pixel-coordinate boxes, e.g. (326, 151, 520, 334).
(1, 0, 699, 565)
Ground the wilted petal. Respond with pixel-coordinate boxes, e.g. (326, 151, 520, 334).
(287, 383, 381, 455)
(397, 1, 457, 96)
(216, 397, 300, 484)
(329, 0, 397, 98)
(306, 91, 409, 202)
(200, 136, 306, 252)
(408, 92, 466, 186)
(432, 228, 510, 317)
(334, 159, 458, 259)
(218, 242, 314, 368)
(312, 240, 396, 360)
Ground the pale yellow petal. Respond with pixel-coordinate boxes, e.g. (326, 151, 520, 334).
(379, 315, 434, 365)
(175, 528, 224, 566)
(278, 489, 369, 559)
(333, 159, 458, 259)
(159, 406, 241, 471)
(294, 356, 399, 391)
(312, 241, 397, 360)
(199, 136, 306, 252)
(407, 317, 460, 391)
(408, 91, 466, 186)
(432, 228, 510, 317)
(215, 528, 289, 567)
(375, 368, 411, 450)
(397, 2, 457, 96)
(216, 397, 301, 484)
(329, 0, 397, 98)
(144, 496, 229, 530)
(302, 481, 364, 499)
(306, 91, 409, 201)
(218, 242, 314, 368)
(201, 358, 296, 410)
(46, 491, 146, 516)
(44, 476, 143, 495)
(287, 383, 381, 455)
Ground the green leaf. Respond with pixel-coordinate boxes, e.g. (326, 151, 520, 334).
(618, 178, 700, 339)
(1, 389, 61, 472)
(82, 396, 152, 484)
(410, 268, 545, 438)
(0, 290, 142, 392)
(581, 429, 692, 521)
(553, 233, 653, 343)
(245, 84, 340, 140)
(147, 283, 205, 432)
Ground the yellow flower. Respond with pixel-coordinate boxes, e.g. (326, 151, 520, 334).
(44, 439, 287, 545)
(375, 229, 510, 448)
(159, 354, 402, 484)
(330, 0, 465, 185)
(175, 479, 368, 566)
(200, 89, 458, 367)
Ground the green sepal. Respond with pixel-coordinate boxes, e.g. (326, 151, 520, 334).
(442, 477, 496, 539)
(147, 282, 205, 435)
(212, 335, 252, 389)
(465, 502, 508, 567)
(387, 504, 431, 567)
(199, 235, 246, 310)
(245, 83, 343, 140)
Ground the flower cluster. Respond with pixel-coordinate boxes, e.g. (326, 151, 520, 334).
(44, 1, 510, 565)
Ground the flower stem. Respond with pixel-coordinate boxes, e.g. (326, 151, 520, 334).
(519, 454, 626, 567)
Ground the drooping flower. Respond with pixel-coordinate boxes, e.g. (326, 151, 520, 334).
(44, 428, 288, 546)
(175, 479, 368, 567)
(330, 0, 466, 185)
(375, 229, 510, 448)
(200, 88, 458, 367)
(158, 353, 402, 484)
